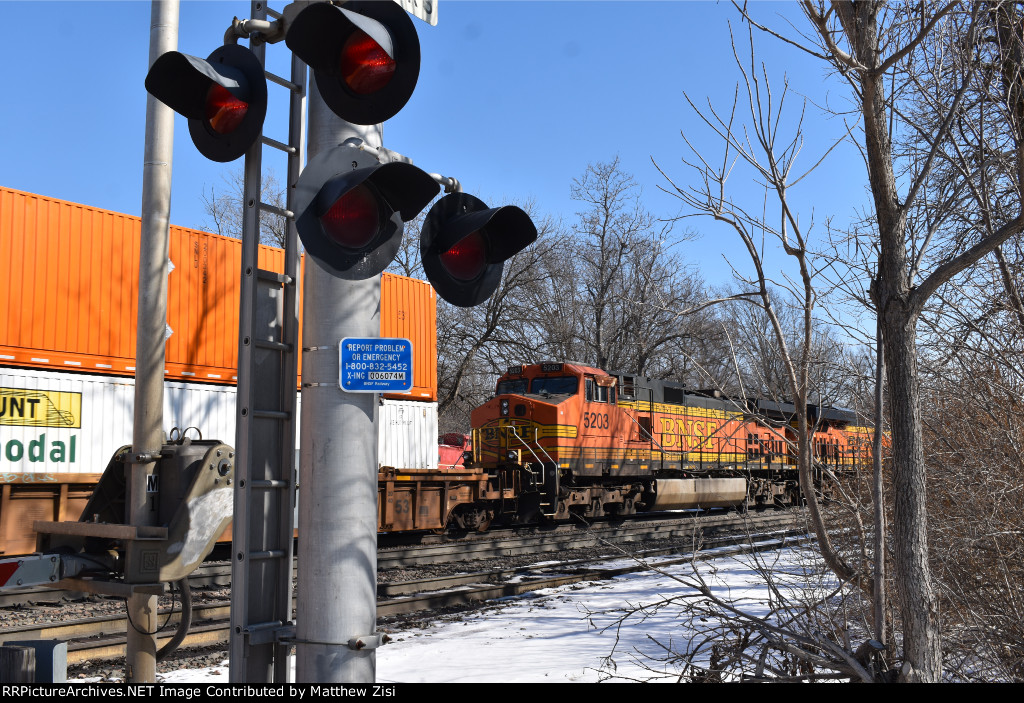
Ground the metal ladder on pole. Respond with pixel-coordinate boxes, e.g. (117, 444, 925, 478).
(229, 1, 307, 684)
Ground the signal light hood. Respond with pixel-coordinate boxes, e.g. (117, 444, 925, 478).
(294, 144, 440, 280)
(144, 44, 267, 162)
(421, 192, 538, 307)
(285, 0, 420, 125)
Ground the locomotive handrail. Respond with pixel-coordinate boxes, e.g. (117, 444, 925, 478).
(532, 426, 556, 466)
(505, 425, 547, 469)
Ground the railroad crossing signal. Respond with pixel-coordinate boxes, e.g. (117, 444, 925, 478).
(144, 44, 268, 162)
(143, 0, 539, 305)
(294, 144, 439, 280)
(285, 1, 421, 125)
(420, 193, 538, 307)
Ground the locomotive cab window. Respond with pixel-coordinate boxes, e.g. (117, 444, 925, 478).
(496, 378, 528, 395)
(619, 376, 635, 399)
(529, 376, 578, 396)
(586, 377, 615, 403)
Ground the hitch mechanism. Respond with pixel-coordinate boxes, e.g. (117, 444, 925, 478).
(0, 439, 234, 593)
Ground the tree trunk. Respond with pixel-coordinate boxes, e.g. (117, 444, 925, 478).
(872, 321, 886, 645)
(844, 0, 943, 680)
(882, 309, 942, 681)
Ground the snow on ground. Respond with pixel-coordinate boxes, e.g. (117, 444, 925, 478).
(159, 548, 817, 684)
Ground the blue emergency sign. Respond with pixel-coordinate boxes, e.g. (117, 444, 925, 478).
(339, 337, 414, 393)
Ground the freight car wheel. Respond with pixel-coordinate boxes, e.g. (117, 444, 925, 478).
(451, 506, 494, 532)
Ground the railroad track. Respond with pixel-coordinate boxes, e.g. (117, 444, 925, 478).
(1, 511, 807, 666)
(377, 509, 801, 566)
(1, 509, 797, 607)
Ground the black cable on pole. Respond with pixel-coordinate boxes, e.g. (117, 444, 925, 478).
(157, 579, 193, 662)
(124, 582, 177, 636)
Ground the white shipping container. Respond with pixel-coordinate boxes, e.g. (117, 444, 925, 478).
(378, 399, 439, 471)
(0, 367, 237, 475)
(0, 367, 439, 476)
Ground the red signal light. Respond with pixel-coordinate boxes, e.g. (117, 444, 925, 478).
(320, 185, 381, 250)
(340, 30, 397, 95)
(441, 231, 488, 281)
(295, 146, 441, 280)
(421, 193, 538, 307)
(205, 83, 249, 135)
(145, 45, 267, 162)
(285, 1, 420, 125)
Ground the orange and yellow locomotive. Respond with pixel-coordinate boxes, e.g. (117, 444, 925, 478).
(461, 361, 872, 528)
(377, 361, 873, 532)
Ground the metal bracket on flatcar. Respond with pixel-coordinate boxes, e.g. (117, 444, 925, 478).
(33, 440, 235, 586)
(124, 450, 162, 464)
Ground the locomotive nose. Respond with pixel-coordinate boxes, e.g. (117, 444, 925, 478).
(498, 396, 531, 418)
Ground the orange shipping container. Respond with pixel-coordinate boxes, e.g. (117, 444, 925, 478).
(380, 272, 437, 401)
(0, 186, 437, 401)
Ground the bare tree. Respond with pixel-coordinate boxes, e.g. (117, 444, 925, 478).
(385, 209, 427, 279)
(529, 159, 713, 378)
(427, 161, 719, 431)
(719, 1, 1024, 680)
(914, 244, 1024, 679)
(793, 1, 1024, 681)
(655, 13, 879, 655)
(199, 168, 288, 247)
(717, 286, 849, 404)
(919, 314, 1024, 680)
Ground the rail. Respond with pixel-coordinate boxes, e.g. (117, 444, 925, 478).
(13, 512, 805, 669)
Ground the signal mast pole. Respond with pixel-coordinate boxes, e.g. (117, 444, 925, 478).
(140, 0, 530, 683)
(129, 0, 178, 683)
(295, 83, 382, 683)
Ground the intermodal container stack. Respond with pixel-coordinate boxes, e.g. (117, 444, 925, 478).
(0, 187, 440, 553)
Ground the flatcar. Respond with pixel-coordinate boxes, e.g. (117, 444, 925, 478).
(0, 361, 874, 552)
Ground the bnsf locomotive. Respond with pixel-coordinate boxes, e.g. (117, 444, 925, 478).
(381, 362, 873, 532)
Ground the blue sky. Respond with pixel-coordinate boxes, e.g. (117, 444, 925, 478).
(0, 1, 868, 287)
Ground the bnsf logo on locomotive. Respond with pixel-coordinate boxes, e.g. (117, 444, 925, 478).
(657, 417, 720, 448)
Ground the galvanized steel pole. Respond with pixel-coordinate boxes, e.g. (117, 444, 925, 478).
(129, 0, 178, 683)
(295, 80, 382, 683)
